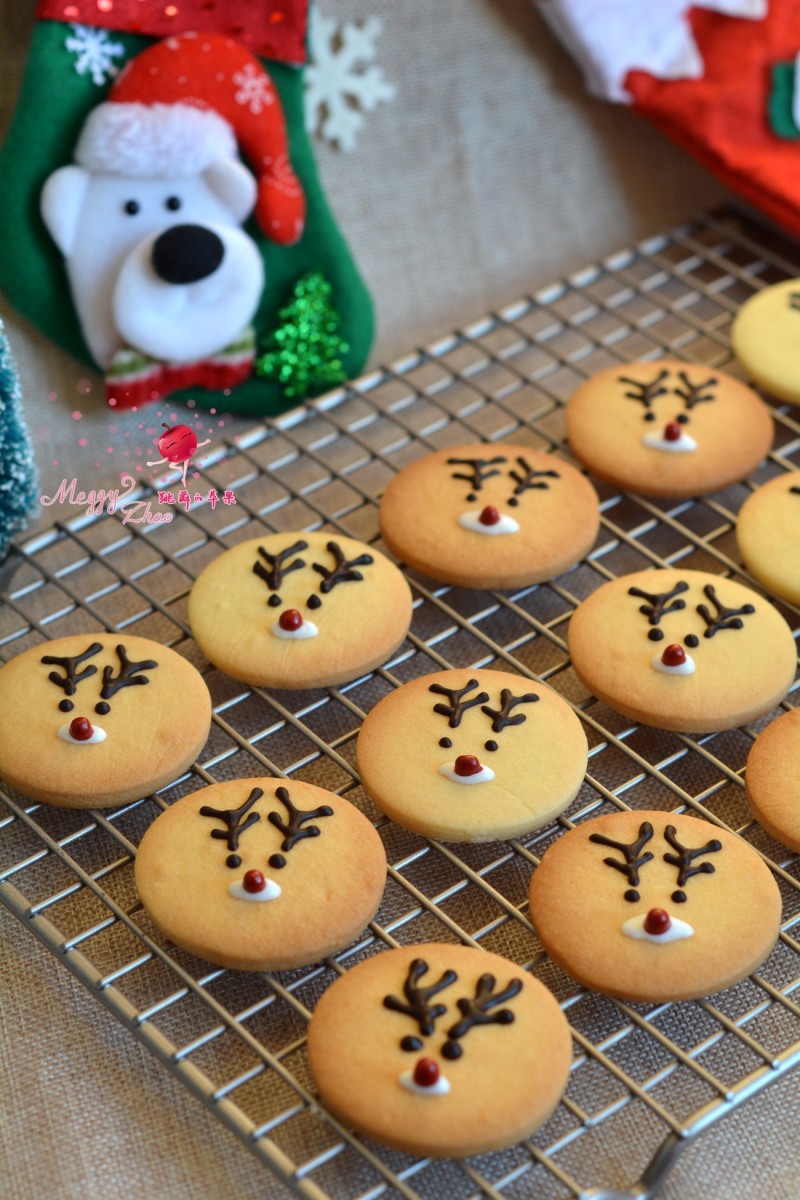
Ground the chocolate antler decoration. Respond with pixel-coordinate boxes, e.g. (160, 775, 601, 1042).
(618, 369, 670, 411)
(383, 958, 458, 1039)
(200, 786, 263, 853)
(253, 540, 308, 596)
(41, 642, 102, 696)
(267, 785, 333, 868)
(100, 644, 158, 700)
(789, 292, 800, 311)
(312, 540, 373, 594)
(446, 455, 507, 498)
(480, 688, 539, 734)
(791, 485, 800, 494)
(673, 371, 718, 411)
(663, 824, 722, 899)
(429, 678, 490, 728)
(695, 583, 755, 638)
(507, 456, 560, 504)
(441, 973, 522, 1060)
(627, 581, 689, 626)
(589, 821, 655, 888)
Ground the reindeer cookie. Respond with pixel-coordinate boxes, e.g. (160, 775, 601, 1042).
(356, 669, 587, 843)
(529, 810, 782, 1002)
(0, 633, 211, 808)
(307, 943, 572, 1158)
(568, 568, 796, 733)
(731, 279, 800, 405)
(134, 778, 386, 971)
(745, 709, 800, 854)
(188, 532, 412, 690)
(565, 360, 773, 499)
(736, 473, 800, 606)
(378, 443, 599, 589)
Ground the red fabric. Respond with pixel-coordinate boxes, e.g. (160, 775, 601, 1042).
(106, 352, 255, 408)
(111, 33, 305, 243)
(36, 0, 308, 65)
(626, 2, 800, 239)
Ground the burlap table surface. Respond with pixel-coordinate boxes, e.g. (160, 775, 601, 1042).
(2, 2, 798, 1197)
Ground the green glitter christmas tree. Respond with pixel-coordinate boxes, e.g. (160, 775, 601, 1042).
(0, 320, 37, 557)
(255, 271, 350, 400)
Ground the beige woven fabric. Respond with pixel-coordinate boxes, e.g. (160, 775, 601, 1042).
(1, 3, 798, 1199)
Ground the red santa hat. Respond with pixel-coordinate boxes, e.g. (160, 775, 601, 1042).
(74, 32, 305, 246)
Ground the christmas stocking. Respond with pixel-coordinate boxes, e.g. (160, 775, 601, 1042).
(539, 0, 800, 245)
(0, 3, 373, 416)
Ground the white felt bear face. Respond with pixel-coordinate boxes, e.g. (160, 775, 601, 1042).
(41, 122, 263, 368)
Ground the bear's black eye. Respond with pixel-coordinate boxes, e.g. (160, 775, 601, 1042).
(124, 200, 140, 216)
(165, 196, 181, 211)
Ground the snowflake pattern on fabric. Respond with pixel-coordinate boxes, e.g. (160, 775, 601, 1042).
(305, 9, 396, 152)
(65, 23, 126, 87)
(232, 63, 276, 114)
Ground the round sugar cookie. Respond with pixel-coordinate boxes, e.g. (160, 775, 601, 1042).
(529, 810, 782, 1002)
(745, 709, 800, 853)
(378, 443, 599, 589)
(135, 778, 386, 971)
(0, 633, 211, 808)
(188, 532, 412, 690)
(736, 473, 800, 606)
(568, 569, 796, 733)
(565, 360, 773, 498)
(356, 669, 588, 842)
(731, 279, 800, 404)
(307, 943, 572, 1158)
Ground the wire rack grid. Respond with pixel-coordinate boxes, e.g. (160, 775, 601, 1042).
(1, 206, 799, 1200)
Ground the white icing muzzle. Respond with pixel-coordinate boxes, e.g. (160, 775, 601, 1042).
(651, 651, 696, 675)
(270, 618, 319, 640)
(458, 510, 520, 535)
(399, 1069, 451, 1096)
(57, 723, 107, 745)
(439, 761, 496, 784)
(642, 430, 697, 453)
(228, 877, 282, 902)
(621, 913, 694, 943)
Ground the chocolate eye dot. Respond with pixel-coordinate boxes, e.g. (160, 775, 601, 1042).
(59, 699, 74, 713)
(648, 629, 664, 642)
(677, 413, 689, 425)
(439, 737, 452, 749)
(644, 411, 656, 422)
(672, 889, 687, 904)
(308, 594, 322, 610)
(485, 740, 498, 752)
(441, 1041, 462, 1061)
(95, 701, 110, 715)
(268, 594, 281, 608)
(508, 497, 519, 507)
(269, 853, 286, 870)
(226, 854, 241, 869)
(165, 195, 181, 211)
(684, 634, 699, 648)
(624, 889, 639, 903)
(400, 1036, 423, 1052)
(124, 199, 140, 215)
(467, 493, 477, 503)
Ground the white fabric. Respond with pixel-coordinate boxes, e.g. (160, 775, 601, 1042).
(537, 0, 768, 102)
(75, 102, 236, 176)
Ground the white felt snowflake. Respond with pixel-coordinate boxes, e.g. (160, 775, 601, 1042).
(305, 9, 396, 152)
(65, 24, 126, 88)
(232, 63, 275, 114)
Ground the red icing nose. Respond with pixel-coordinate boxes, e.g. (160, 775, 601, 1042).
(644, 908, 672, 936)
(413, 1057, 440, 1088)
(278, 609, 303, 631)
(479, 505, 500, 526)
(454, 754, 483, 776)
(69, 717, 93, 741)
(661, 643, 686, 667)
(243, 870, 266, 893)
(663, 421, 682, 442)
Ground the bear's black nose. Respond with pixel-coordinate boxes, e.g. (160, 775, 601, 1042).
(151, 224, 224, 285)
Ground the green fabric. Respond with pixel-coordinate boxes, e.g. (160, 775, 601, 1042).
(768, 63, 800, 140)
(0, 19, 374, 416)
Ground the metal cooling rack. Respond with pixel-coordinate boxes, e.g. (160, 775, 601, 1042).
(1, 206, 799, 1200)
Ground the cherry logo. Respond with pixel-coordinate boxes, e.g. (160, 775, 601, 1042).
(147, 422, 210, 485)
